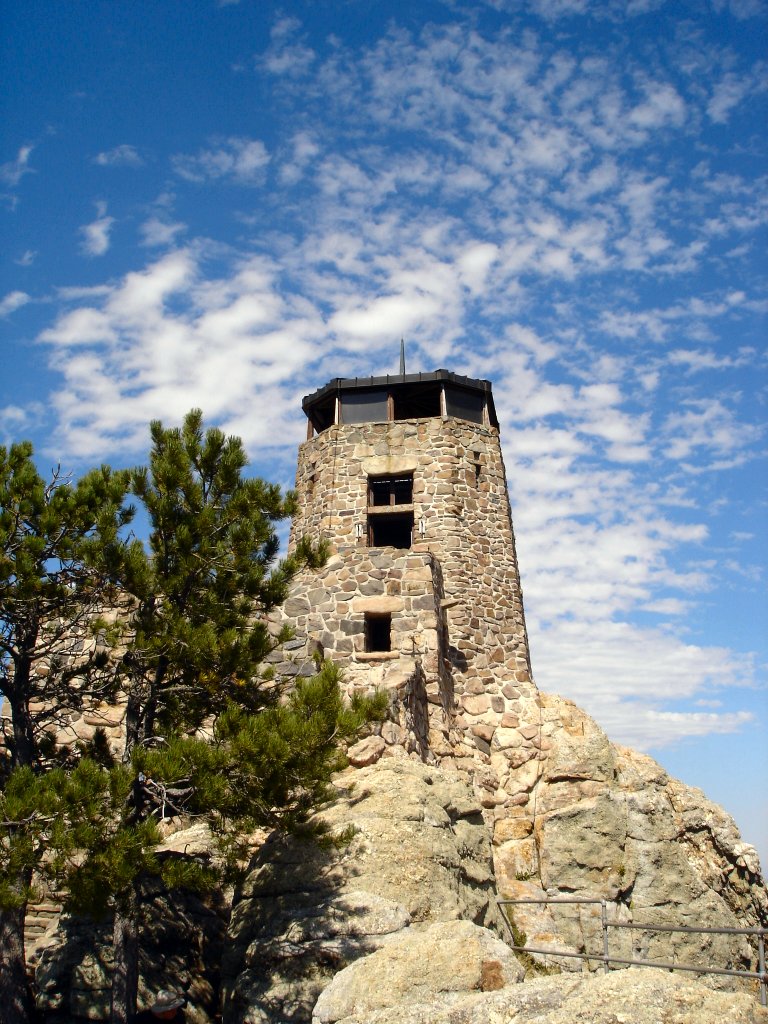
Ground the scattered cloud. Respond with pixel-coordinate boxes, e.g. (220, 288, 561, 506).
(279, 131, 321, 185)
(259, 16, 316, 77)
(531, 618, 756, 750)
(172, 137, 270, 184)
(94, 144, 144, 167)
(38, 249, 323, 457)
(0, 144, 35, 187)
(139, 216, 187, 247)
(0, 291, 31, 318)
(79, 201, 115, 256)
(0, 403, 43, 447)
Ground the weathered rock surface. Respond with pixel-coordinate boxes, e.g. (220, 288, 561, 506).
(318, 967, 767, 1024)
(312, 920, 524, 1023)
(221, 757, 502, 1024)
(493, 693, 767, 980)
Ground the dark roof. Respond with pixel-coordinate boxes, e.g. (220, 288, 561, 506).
(302, 368, 497, 427)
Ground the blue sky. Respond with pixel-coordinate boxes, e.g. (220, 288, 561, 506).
(2, 0, 766, 864)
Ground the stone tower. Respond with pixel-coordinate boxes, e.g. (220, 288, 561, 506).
(271, 368, 544, 823)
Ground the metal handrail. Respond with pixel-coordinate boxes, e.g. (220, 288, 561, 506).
(497, 897, 767, 1007)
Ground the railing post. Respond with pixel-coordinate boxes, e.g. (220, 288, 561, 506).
(601, 899, 610, 974)
(760, 932, 766, 1008)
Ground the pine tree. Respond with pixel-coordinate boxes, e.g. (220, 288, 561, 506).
(50, 661, 383, 1021)
(94, 411, 369, 1024)
(0, 442, 133, 1024)
(2, 414, 383, 1024)
(119, 409, 323, 752)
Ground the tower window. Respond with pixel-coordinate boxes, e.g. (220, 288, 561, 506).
(365, 613, 392, 652)
(369, 474, 413, 506)
(445, 386, 485, 424)
(368, 512, 413, 548)
(368, 474, 414, 548)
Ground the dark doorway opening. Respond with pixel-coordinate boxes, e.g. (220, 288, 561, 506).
(368, 512, 413, 548)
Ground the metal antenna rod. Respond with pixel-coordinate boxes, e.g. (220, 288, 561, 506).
(399, 338, 406, 377)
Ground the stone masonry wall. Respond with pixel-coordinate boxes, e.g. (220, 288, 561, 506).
(271, 415, 546, 829)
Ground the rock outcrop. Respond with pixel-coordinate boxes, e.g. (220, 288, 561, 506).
(312, 966, 768, 1024)
(222, 748, 767, 1023)
(222, 756, 505, 1024)
(312, 920, 524, 1024)
(492, 693, 766, 980)
(32, 714, 767, 1022)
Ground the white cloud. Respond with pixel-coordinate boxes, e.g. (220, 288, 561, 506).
(668, 347, 754, 372)
(628, 82, 686, 130)
(710, 0, 767, 19)
(259, 17, 316, 78)
(0, 291, 31, 317)
(94, 144, 143, 167)
(662, 398, 763, 464)
(139, 216, 186, 248)
(173, 137, 270, 184)
(531, 617, 755, 749)
(0, 403, 44, 446)
(0, 144, 35, 187)
(279, 131, 320, 185)
(37, 249, 325, 458)
(79, 201, 115, 257)
(457, 242, 499, 294)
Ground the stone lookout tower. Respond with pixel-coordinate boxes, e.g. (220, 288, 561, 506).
(273, 364, 544, 822)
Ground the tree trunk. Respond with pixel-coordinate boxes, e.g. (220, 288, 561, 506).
(0, 903, 34, 1024)
(110, 886, 140, 1024)
(8, 654, 38, 769)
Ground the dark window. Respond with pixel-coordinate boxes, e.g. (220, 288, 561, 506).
(365, 613, 391, 652)
(369, 474, 413, 507)
(368, 511, 413, 548)
(368, 474, 414, 548)
(309, 398, 336, 433)
(445, 386, 485, 424)
(392, 383, 441, 420)
(341, 390, 389, 424)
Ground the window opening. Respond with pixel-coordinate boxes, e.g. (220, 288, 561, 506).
(369, 474, 413, 507)
(341, 390, 389, 424)
(393, 383, 441, 420)
(445, 386, 485, 424)
(365, 613, 392, 652)
(368, 474, 414, 548)
(368, 512, 413, 548)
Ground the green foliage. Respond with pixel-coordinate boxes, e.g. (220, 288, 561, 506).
(0, 767, 61, 910)
(119, 409, 326, 744)
(133, 660, 386, 876)
(0, 441, 133, 770)
(1, 410, 375, 1024)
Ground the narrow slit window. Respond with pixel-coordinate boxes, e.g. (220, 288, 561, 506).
(365, 613, 392, 652)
